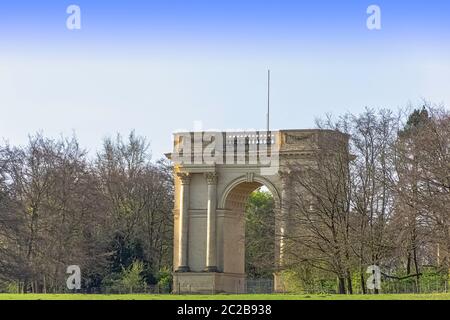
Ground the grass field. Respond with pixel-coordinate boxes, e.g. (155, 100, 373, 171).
(1, 293, 450, 300)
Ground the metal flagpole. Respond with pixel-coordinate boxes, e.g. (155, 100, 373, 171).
(267, 69, 270, 132)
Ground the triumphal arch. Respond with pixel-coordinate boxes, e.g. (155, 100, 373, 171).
(166, 129, 348, 293)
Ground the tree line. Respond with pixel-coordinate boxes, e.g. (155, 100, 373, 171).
(0, 132, 173, 293)
(279, 104, 450, 294)
(0, 104, 448, 294)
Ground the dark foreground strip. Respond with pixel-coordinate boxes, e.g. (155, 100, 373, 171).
(0, 299, 446, 319)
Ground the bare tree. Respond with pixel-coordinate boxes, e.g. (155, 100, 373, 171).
(0, 134, 107, 292)
(285, 132, 353, 294)
(96, 132, 173, 278)
(393, 106, 450, 287)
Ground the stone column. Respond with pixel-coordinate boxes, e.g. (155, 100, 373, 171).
(279, 174, 290, 268)
(205, 172, 218, 272)
(176, 172, 191, 272)
(274, 173, 290, 293)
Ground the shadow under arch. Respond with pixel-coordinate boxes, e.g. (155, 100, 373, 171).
(217, 174, 282, 292)
(218, 175, 281, 211)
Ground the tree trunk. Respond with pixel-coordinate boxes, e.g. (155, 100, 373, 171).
(338, 277, 346, 294)
(413, 246, 420, 293)
(360, 270, 366, 294)
(346, 274, 353, 294)
(406, 251, 411, 275)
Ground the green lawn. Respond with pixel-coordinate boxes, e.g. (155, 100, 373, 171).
(1, 293, 450, 300)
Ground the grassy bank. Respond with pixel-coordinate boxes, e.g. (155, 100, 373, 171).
(1, 293, 450, 300)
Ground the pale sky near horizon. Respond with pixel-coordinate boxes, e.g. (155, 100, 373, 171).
(1, 1, 449, 159)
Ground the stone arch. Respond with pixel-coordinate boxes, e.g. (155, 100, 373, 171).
(169, 129, 349, 293)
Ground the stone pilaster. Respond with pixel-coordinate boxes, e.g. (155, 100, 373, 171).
(205, 172, 219, 272)
(279, 173, 290, 268)
(176, 172, 191, 272)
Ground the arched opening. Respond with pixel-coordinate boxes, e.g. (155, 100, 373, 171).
(244, 187, 276, 293)
(220, 176, 281, 293)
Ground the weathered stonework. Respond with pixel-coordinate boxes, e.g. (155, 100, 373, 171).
(167, 129, 349, 293)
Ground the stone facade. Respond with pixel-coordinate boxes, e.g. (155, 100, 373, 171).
(166, 129, 349, 293)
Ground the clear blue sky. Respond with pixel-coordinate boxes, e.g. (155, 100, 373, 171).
(1, 0, 449, 159)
